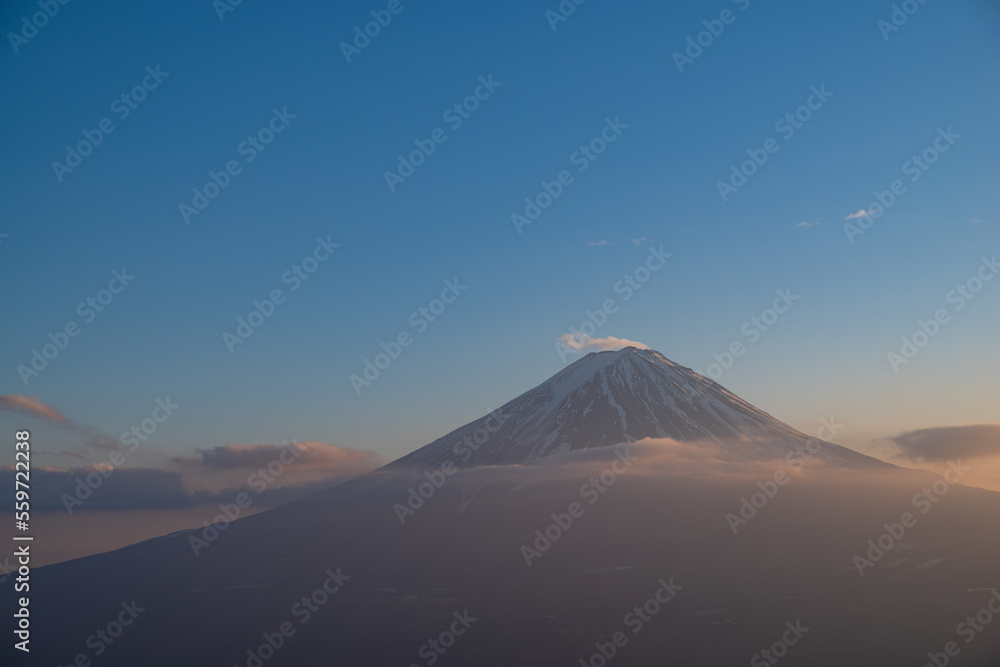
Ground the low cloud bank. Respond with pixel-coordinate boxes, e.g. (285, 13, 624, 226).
(4, 440, 383, 513)
(886, 424, 1000, 462)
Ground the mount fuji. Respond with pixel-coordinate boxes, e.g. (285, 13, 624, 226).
(391, 346, 882, 469)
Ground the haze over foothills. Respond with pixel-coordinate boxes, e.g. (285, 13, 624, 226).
(1, 0, 999, 565)
(6, 347, 1000, 666)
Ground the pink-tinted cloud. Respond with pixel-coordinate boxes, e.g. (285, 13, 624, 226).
(0, 395, 67, 424)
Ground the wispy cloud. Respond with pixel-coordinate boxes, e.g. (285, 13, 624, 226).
(844, 210, 871, 220)
(631, 237, 647, 245)
(59, 434, 122, 461)
(587, 240, 610, 247)
(557, 333, 649, 354)
(796, 221, 820, 228)
(0, 395, 67, 424)
(968, 218, 983, 224)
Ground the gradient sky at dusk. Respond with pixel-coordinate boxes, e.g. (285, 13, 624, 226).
(1, 0, 998, 467)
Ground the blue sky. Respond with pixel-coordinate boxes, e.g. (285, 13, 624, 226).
(1, 0, 998, 464)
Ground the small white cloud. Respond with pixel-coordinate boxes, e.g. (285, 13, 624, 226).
(969, 218, 983, 224)
(587, 240, 610, 247)
(631, 237, 647, 245)
(844, 210, 871, 220)
(557, 333, 649, 355)
(796, 221, 820, 228)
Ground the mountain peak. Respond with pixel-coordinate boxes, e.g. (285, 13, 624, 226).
(594, 345, 676, 366)
(389, 347, 881, 469)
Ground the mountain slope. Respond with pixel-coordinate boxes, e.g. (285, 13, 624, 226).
(390, 347, 882, 468)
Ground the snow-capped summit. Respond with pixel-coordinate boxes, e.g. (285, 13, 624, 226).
(389, 346, 881, 468)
